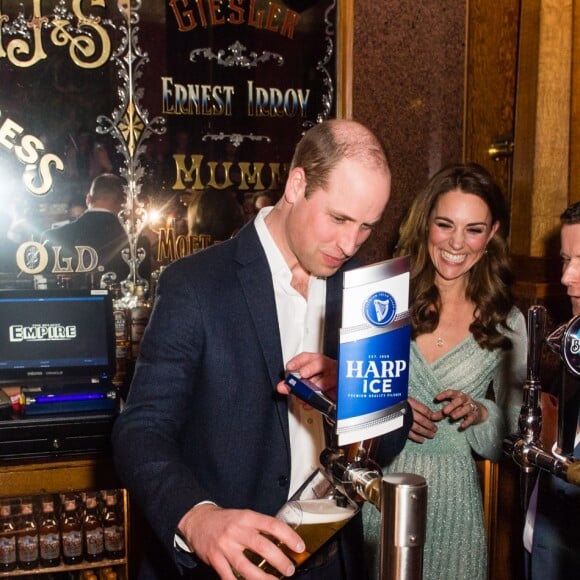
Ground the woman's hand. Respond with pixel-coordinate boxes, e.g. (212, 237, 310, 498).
(434, 389, 488, 429)
(407, 396, 440, 443)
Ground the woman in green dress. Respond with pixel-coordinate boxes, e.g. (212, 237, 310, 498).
(363, 163, 527, 579)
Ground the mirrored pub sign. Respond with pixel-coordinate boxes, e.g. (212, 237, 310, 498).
(0, 0, 344, 293)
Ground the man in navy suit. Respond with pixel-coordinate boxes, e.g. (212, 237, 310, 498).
(42, 173, 149, 287)
(112, 119, 412, 579)
(526, 201, 580, 579)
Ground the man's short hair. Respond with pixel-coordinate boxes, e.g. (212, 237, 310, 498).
(89, 173, 126, 203)
(560, 201, 580, 225)
(290, 119, 390, 198)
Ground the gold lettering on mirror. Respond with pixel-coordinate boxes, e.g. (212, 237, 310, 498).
(1, 0, 345, 298)
(0, 0, 111, 69)
(0, 112, 64, 195)
(0, 1, 163, 297)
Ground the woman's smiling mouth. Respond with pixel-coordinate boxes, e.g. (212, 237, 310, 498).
(441, 250, 466, 264)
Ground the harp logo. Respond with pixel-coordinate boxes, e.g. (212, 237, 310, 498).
(364, 292, 396, 327)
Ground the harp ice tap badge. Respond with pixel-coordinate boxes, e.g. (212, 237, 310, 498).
(364, 291, 396, 327)
(336, 256, 411, 446)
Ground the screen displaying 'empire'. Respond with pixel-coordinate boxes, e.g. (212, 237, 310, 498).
(0, 291, 114, 383)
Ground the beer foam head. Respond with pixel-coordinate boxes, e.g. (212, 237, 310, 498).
(296, 499, 356, 524)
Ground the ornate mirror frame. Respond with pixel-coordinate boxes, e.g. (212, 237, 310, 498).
(0, 0, 353, 298)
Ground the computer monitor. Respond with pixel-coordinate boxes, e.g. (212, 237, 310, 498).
(0, 289, 115, 385)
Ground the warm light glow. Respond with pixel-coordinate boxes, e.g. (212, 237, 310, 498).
(147, 208, 162, 225)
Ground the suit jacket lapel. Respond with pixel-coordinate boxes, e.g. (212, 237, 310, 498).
(233, 226, 360, 457)
(234, 224, 290, 452)
(234, 224, 283, 385)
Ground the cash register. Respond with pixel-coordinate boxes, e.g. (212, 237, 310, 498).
(0, 288, 119, 459)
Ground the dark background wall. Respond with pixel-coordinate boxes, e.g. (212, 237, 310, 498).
(352, 1, 465, 264)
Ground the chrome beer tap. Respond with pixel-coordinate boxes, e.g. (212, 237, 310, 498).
(545, 314, 580, 477)
(504, 307, 580, 508)
(503, 305, 546, 509)
(284, 373, 386, 507)
(286, 374, 427, 580)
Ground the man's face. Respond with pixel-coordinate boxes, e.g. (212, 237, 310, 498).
(284, 157, 390, 278)
(560, 223, 580, 316)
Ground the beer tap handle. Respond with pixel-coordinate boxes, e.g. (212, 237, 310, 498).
(284, 374, 337, 423)
(517, 305, 546, 510)
(526, 305, 546, 385)
(549, 314, 580, 457)
(520, 305, 546, 436)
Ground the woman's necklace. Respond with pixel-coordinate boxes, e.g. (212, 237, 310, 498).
(436, 336, 444, 348)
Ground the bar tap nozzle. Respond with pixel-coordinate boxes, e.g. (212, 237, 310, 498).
(519, 305, 546, 444)
(503, 305, 546, 510)
(504, 308, 580, 494)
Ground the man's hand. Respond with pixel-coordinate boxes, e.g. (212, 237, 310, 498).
(276, 352, 338, 400)
(407, 396, 439, 443)
(178, 504, 305, 579)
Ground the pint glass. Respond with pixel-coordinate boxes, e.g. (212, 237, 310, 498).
(243, 470, 359, 578)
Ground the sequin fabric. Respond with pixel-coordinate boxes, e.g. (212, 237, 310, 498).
(362, 308, 527, 580)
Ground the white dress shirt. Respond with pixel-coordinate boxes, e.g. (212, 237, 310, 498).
(254, 207, 326, 497)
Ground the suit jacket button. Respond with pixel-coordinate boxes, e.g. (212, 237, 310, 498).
(278, 475, 288, 487)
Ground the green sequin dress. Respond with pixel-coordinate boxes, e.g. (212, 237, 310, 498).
(362, 307, 527, 580)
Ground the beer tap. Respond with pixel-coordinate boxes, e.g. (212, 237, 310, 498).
(545, 314, 580, 477)
(503, 305, 546, 509)
(546, 317, 580, 456)
(503, 308, 580, 506)
(285, 374, 427, 580)
(284, 373, 385, 507)
(319, 441, 382, 506)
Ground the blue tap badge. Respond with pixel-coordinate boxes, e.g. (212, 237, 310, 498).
(336, 256, 411, 446)
(364, 291, 396, 327)
(562, 315, 580, 378)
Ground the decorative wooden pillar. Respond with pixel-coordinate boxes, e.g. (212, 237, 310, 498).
(571, 0, 580, 203)
(510, 0, 574, 323)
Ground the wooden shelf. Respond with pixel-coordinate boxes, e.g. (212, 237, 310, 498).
(0, 454, 121, 497)
(1, 557, 126, 576)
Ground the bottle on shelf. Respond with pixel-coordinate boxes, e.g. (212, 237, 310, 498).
(16, 496, 39, 569)
(110, 284, 131, 386)
(38, 494, 61, 567)
(102, 490, 125, 560)
(98, 565, 113, 580)
(129, 282, 151, 360)
(0, 499, 17, 572)
(83, 492, 104, 562)
(60, 493, 83, 565)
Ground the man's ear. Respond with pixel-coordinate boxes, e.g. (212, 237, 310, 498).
(284, 167, 306, 204)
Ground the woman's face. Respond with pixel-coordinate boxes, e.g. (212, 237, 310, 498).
(427, 189, 499, 283)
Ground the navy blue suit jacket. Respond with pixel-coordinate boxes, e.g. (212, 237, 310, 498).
(112, 222, 410, 579)
(42, 210, 151, 285)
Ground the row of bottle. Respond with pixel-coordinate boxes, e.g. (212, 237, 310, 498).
(0, 489, 125, 572)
